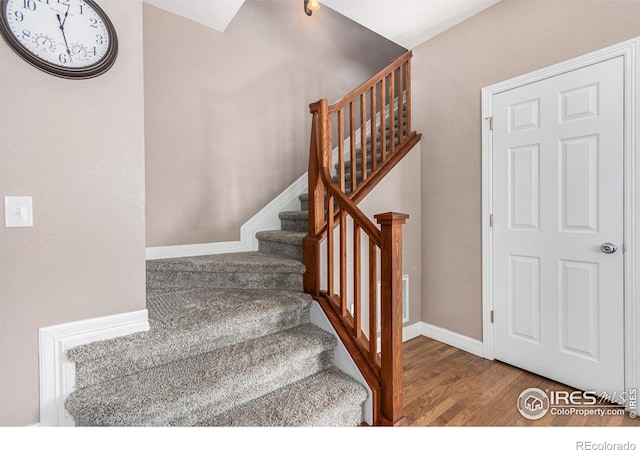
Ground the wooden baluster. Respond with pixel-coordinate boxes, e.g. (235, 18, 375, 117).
(339, 211, 347, 316)
(349, 101, 356, 194)
(375, 212, 410, 427)
(389, 69, 395, 155)
(360, 93, 367, 183)
(368, 238, 378, 361)
(406, 58, 412, 137)
(327, 193, 334, 298)
(380, 77, 386, 164)
(338, 109, 345, 193)
(353, 224, 362, 339)
(370, 85, 377, 172)
(397, 64, 404, 145)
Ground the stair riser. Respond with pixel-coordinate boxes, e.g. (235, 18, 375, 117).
(298, 403, 365, 427)
(174, 351, 334, 426)
(280, 218, 309, 233)
(147, 270, 303, 291)
(258, 240, 303, 261)
(300, 198, 308, 211)
(197, 367, 368, 427)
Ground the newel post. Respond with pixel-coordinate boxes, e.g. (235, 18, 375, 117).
(375, 211, 409, 427)
(303, 99, 328, 296)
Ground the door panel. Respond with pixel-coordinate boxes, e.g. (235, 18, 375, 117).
(492, 57, 624, 395)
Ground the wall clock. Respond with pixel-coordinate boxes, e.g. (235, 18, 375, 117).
(0, 0, 117, 79)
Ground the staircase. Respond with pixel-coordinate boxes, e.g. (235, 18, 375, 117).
(64, 197, 368, 426)
(64, 51, 419, 427)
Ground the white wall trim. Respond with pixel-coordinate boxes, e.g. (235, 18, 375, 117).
(481, 36, 640, 413)
(401, 320, 424, 342)
(38, 310, 150, 426)
(419, 322, 484, 358)
(242, 173, 308, 251)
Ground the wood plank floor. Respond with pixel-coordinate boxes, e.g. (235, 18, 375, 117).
(403, 336, 639, 426)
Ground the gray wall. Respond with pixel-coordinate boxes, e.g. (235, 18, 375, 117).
(413, 0, 640, 340)
(143, 0, 406, 247)
(0, 0, 146, 426)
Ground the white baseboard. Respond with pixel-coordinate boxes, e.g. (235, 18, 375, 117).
(375, 320, 424, 351)
(38, 310, 149, 427)
(145, 239, 249, 260)
(419, 322, 485, 358)
(402, 321, 424, 342)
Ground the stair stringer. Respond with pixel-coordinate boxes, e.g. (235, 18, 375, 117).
(309, 302, 373, 425)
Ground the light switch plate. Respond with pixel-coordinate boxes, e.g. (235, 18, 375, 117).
(4, 196, 33, 228)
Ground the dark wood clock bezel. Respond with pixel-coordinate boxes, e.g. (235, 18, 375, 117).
(0, 0, 118, 79)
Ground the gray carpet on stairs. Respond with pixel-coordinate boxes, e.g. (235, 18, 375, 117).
(66, 239, 366, 426)
(62, 98, 404, 427)
(199, 367, 367, 427)
(67, 288, 312, 389)
(66, 324, 339, 426)
(146, 252, 305, 291)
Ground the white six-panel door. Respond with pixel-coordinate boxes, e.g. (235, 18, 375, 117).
(492, 57, 625, 395)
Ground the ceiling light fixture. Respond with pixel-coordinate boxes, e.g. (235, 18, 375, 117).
(304, 0, 320, 16)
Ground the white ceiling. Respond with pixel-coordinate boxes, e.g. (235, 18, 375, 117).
(320, 0, 502, 49)
(143, 0, 502, 48)
(144, 0, 245, 32)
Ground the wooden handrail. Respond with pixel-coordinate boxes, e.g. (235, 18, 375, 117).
(304, 51, 420, 426)
(327, 51, 412, 112)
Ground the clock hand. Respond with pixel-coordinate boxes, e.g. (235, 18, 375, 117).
(57, 13, 73, 62)
(61, 2, 71, 28)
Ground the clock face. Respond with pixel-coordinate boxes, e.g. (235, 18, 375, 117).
(0, 0, 117, 78)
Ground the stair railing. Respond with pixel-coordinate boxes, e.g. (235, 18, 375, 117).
(303, 51, 420, 426)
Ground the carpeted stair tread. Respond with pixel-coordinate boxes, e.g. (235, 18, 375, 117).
(256, 231, 306, 261)
(147, 251, 304, 274)
(256, 230, 306, 247)
(279, 211, 309, 232)
(278, 211, 309, 221)
(256, 230, 306, 244)
(146, 252, 305, 290)
(199, 367, 367, 427)
(65, 324, 337, 426)
(67, 288, 312, 389)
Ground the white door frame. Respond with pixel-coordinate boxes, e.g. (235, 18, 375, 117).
(481, 37, 640, 409)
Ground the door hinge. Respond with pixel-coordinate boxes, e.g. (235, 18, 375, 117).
(490, 214, 493, 227)
(489, 116, 494, 131)
(490, 310, 494, 323)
